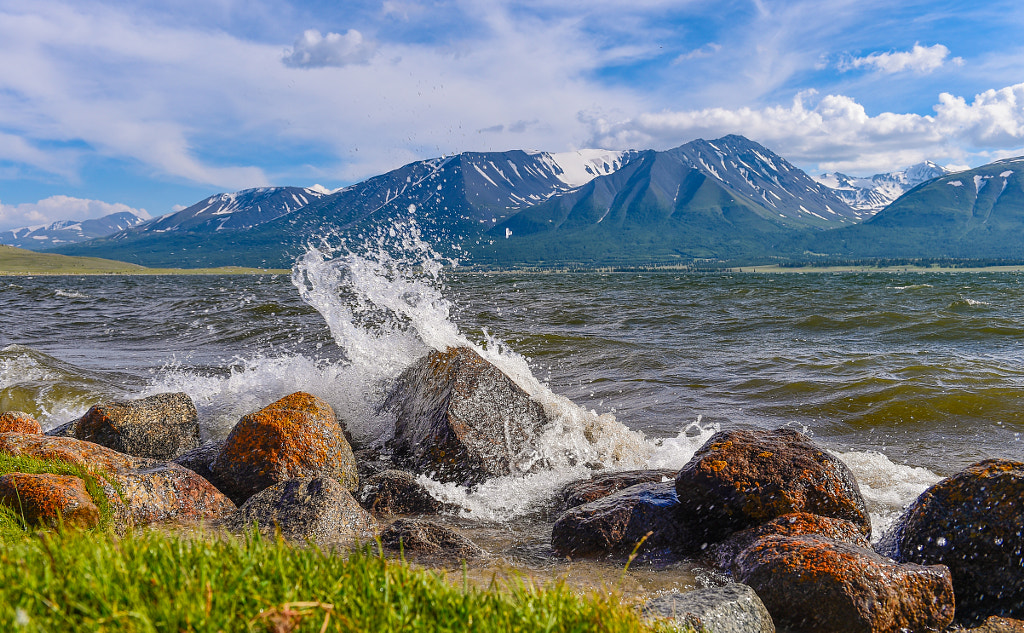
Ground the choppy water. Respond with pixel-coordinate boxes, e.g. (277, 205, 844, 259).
(2, 228, 1023, 578)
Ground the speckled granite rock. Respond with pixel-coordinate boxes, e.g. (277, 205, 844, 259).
(357, 469, 448, 515)
(380, 518, 486, 560)
(0, 472, 99, 528)
(0, 411, 42, 435)
(643, 583, 775, 633)
(559, 468, 677, 511)
(73, 392, 200, 461)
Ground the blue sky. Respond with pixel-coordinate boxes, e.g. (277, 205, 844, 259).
(1, 0, 1024, 230)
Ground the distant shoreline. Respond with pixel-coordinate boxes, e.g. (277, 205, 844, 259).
(0, 267, 290, 276)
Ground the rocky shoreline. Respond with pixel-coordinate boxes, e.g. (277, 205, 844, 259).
(1, 346, 1022, 633)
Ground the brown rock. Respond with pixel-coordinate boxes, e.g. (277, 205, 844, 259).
(963, 616, 1024, 633)
(879, 459, 1024, 623)
(210, 392, 358, 505)
(0, 411, 41, 435)
(385, 347, 548, 485)
(380, 518, 486, 560)
(230, 477, 378, 548)
(0, 432, 235, 529)
(735, 534, 955, 633)
(0, 472, 100, 528)
(551, 481, 691, 558)
(707, 512, 871, 575)
(358, 469, 447, 515)
(74, 392, 200, 460)
(560, 468, 677, 511)
(675, 429, 871, 542)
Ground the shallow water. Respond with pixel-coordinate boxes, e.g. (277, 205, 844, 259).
(2, 235, 1023, 591)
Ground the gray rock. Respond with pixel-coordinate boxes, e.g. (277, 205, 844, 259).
(385, 346, 548, 486)
(643, 583, 775, 633)
(358, 469, 448, 515)
(380, 518, 486, 560)
(230, 477, 378, 548)
(173, 439, 227, 492)
(73, 392, 200, 460)
(559, 468, 677, 511)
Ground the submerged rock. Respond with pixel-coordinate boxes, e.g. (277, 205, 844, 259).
(0, 411, 42, 435)
(210, 392, 358, 505)
(879, 458, 1024, 623)
(386, 346, 547, 486)
(380, 518, 486, 560)
(73, 392, 200, 461)
(358, 469, 448, 515)
(551, 481, 690, 558)
(675, 429, 871, 542)
(230, 477, 378, 548)
(643, 583, 775, 633)
(0, 432, 235, 529)
(735, 534, 954, 633)
(0, 472, 100, 529)
(559, 468, 677, 511)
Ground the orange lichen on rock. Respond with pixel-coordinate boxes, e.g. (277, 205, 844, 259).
(0, 472, 100, 529)
(0, 411, 42, 435)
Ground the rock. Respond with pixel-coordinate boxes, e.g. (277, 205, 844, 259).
(44, 420, 77, 437)
(879, 459, 1024, 623)
(73, 392, 200, 460)
(643, 583, 775, 633)
(962, 616, 1024, 633)
(551, 481, 691, 558)
(358, 469, 447, 515)
(0, 472, 100, 529)
(706, 512, 871, 575)
(173, 439, 227, 491)
(230, 477, 378, 548)
(0, 432, 235, 529)
(0, 411, 41, 434)
(735, 534, 954, 633)
(380, 518, 486, 560)
(210, 392, 358, 505)
(385, 346, 548, 486)
(674, 429, 871, 542)
(560, 468, 677, 511)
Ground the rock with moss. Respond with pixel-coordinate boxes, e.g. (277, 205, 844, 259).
(0, 472, 100, 529)
(73, 392, 200, 460)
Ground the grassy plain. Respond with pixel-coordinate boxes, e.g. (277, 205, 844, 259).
(0, 245, 287, 275)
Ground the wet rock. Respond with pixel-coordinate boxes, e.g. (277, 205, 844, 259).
(173, 439, 226, 490)
(0, 411, 41, 435)
(210, 392, 358, 505)
(735, 534, 954, 633)
(879, 459, 1024, 623)
(380, 518, 486, 560)
(675, 429, 871, 542)
(706, 512, 871, 575)
(0, 472, 100, 529)
(551, 481, 692, 558)
(74, 392, 200, 461)
(643, 583, 775, 633)
(230, 477, 378, 548)
(0, 432, 235, 528)
(961, 616, 1024, 633)
(560, 468, 677, 511)
(358, 469, 447, 515)
(44, 419, 77, 437)
(386, 346, 548, 486)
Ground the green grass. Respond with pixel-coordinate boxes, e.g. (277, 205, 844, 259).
(0, 529, 676, 632)
(0, 245, 287, 275)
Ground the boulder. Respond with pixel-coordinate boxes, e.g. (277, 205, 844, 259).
(675, 429, 870, 542)
(707, 512, 871, 575)
(0, 472, 100, 529)
(559, 468, 677, 511)
(210, 392, 358, 505)
(380, 518, 486, 560)
(44, 419, 77, 437)
(551, 481, 691, 558)
(0, 411, 41, 435)
(735, 534, 954, 633)
(963, 617, 1024, 633)
(73, 392, 200, 460)
(643, 583, 775, 633)
(0, 432, 235, 529)
(385, 347, 547, 485)
(173, 439, 227, 492)
(879, 459, 1024, 623)
(230, 477, 378, 548)
(358, 469, 447, 515)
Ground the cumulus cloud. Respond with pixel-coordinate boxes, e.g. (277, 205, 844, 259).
(282, 29, 376, 68)
(0, 196, 150, 232)
(584, 83, 1024, 175)
(840, 43, 963, 75)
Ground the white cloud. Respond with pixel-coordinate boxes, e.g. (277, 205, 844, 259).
(0, 196, 150, 231)
(585, 84, 1024, 175)
(841, 43, 963, 75)
(282, 29, 376, 68)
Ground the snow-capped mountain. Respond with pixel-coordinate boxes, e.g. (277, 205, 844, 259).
(132, 186, 331, 234)
(815, 162, 950, 215)
(0, 211, 148, 250)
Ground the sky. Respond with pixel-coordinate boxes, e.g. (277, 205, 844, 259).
(1, 0, 1024, 230)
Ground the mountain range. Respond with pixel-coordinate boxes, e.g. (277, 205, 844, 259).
(0, 212, 147, 250)
(24, 135, 1024, 268)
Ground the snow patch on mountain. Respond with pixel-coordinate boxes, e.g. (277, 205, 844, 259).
(547, 149, 637, 187)
(815, 161, 950, 215)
